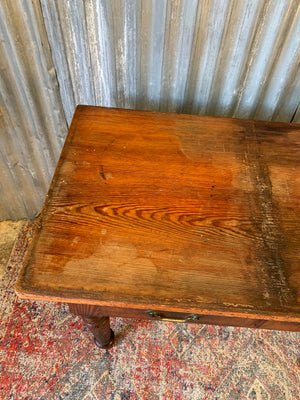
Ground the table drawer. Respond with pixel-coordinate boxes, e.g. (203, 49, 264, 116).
(68, 303, 300, 332)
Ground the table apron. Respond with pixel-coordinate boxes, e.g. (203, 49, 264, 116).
(68, 303, 300, 332)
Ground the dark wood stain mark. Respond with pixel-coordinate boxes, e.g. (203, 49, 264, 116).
(238, 123, 295, 307)
(100, 165, 106, 181)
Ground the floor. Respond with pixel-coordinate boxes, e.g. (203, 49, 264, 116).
(0, 220, 25, 281)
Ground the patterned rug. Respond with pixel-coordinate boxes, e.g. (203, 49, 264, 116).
(1, 221, 300, 400)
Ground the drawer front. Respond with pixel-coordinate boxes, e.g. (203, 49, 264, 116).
(68, 303, 300, 332)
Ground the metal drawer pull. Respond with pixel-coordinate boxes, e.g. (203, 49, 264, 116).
(146, 310, 201, 322)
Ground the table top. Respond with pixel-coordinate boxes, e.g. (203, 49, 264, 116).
(17, 106, 300, 322)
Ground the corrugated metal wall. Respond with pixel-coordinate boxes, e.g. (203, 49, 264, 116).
(0, 0, 68, 220)
(41, 0, 300, 125)
(1, 0, 299, 220)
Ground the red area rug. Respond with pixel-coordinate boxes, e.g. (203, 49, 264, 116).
(1, 221, 300, 399)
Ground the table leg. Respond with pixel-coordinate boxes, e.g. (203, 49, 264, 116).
(68, 303, 114, 349)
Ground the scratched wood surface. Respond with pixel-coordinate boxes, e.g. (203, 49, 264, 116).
(16, 106, 300, 322)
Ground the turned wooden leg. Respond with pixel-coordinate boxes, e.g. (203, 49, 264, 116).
(68, 303, 115, 349)
(82, 315, 114, 349)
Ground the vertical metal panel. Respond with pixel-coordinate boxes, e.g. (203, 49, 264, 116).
(0, 0, 68, 220)
(41, 0, 300, 125)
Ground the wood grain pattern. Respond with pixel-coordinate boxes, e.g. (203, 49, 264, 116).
(16, 106, 300, 328)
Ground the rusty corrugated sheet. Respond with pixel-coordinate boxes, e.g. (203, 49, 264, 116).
(0, 0, 68, 220)
(41, 0, 300, 125)
(0, 0, 299, 220)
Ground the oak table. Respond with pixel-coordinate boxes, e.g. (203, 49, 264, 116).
(16, 106, 300, 349)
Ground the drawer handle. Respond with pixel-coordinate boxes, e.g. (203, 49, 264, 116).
(146, 310, 201, 322)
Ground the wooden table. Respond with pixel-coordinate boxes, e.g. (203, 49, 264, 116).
(16, 106, 300, 349)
